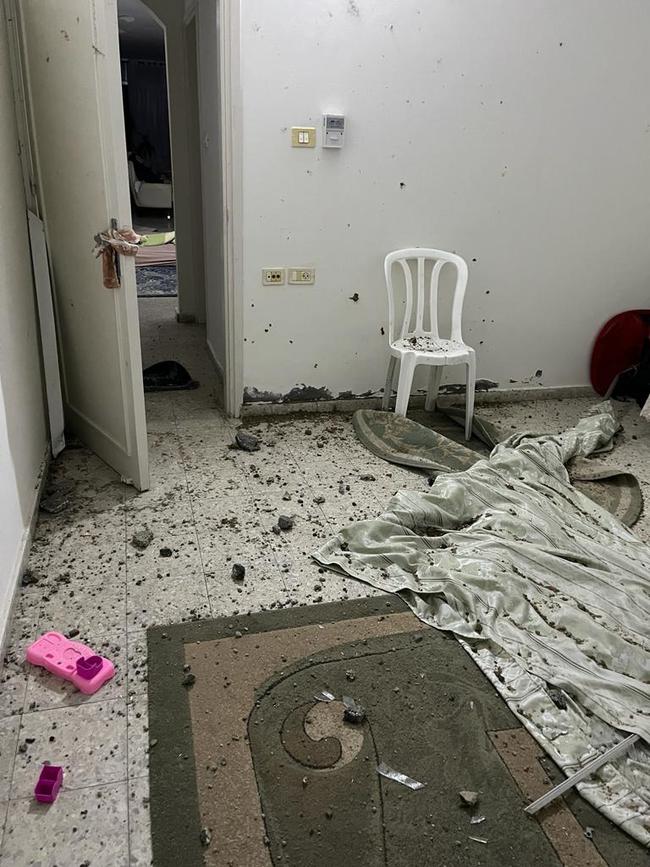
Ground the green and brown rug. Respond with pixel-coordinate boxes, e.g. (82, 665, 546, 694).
(147, 598, 646, 866)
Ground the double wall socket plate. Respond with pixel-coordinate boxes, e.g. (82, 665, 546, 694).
(288, 267, 315, 284)
(291, 127, 316, 148)
(262, 268, 285, 285)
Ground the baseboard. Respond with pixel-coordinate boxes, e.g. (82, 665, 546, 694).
(0, 445, 50, 655)
(240, 384, 597, 418)
(439, 383, 597, 406)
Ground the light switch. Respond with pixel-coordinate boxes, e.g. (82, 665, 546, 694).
(291, 126, 316, 148)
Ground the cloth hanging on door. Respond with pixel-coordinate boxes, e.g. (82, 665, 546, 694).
(93, 226, 141, 289)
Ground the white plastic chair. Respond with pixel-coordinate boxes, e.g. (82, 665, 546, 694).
(382, 248, 476, 438)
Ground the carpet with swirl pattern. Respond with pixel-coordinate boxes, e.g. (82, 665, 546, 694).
(147, 597, 645, 867)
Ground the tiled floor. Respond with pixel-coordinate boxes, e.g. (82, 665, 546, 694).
(1, 298, 649, 863)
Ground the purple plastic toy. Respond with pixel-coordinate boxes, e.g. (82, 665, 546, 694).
(34, 764, 63, 803)
(26, 632, 115, 695)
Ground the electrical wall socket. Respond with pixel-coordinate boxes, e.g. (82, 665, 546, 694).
(288, 267, 315, 284)
(262, 268, 285, 285)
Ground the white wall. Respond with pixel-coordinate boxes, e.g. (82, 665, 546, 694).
(0, 13, 47, 640)
(143, 0, 206, 323)
(197, 0, 227, 372)
(239, 0, 650, 403)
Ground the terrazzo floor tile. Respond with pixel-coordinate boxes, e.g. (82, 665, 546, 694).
(125, 522, 202, 583)
(126, 573, 211, 631)
(27, 514, 126, 583)
(193, 509, 275, 578)
(16, 580, 127, 640)
(0, 661, 27, 720)
(11, 700, 127, 798)
(1, 782, 129, 867)
(123, 478, 190, 517)
(206, 554, 288, 617)
(128, 775, 153, 866)
(0, 717, 19, 801)
(265, 513, 337, 561)
(126, 632, 149, 700)
(126, 694, 149, 781)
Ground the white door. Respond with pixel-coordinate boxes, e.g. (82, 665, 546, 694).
(18, 0, 149, 489)
(27, 212, 65, 458)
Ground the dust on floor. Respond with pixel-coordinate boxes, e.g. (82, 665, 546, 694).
(0, 389, 648, 864)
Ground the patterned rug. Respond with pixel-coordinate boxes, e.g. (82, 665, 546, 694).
(135, 263, 177, 297)
(146, 597, 645, 866)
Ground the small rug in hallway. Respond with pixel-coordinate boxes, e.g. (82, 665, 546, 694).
(136, 263, 177, 297)
(146, 597, 645, 867)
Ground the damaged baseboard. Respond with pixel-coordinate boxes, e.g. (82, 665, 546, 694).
(240, 384, 597, 418)
(0, 444, 50, 655)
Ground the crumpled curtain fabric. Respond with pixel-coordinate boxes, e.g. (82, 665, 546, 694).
(314, 404, 650, 845)
(126, 60, 171, 177)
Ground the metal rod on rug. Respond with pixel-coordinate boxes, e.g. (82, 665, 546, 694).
(524, 734, 639, 815)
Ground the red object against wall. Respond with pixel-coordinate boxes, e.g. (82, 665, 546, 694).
(590, 310, 650, 395)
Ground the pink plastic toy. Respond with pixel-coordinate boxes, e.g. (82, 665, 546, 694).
(34, 764, 63, 803)
(26, 631, 115, 695)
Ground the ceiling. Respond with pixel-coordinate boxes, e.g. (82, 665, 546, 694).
(117, 0, 165, 61)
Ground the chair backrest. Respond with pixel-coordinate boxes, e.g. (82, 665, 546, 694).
(384, 248, 469, 345)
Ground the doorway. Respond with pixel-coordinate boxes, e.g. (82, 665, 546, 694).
(11, 0, 242, 490)
(117, 0, 225, 422)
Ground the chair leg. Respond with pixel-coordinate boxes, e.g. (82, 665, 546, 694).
(382, 356, 397, 410)
(394, 355, 417, 417)
(465, 354, 476, 440)
(424, 366, 443, 412)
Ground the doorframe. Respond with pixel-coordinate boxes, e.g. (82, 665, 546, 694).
(151, 0, 243, 418)
(2, 0, 38, 214)
(217, 0, 243, 418)
(10, 0, 150, 489)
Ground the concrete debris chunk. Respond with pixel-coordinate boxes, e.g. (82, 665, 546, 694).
(233, 431, 260, 452)
(459, 790, 479, 807)
(342, 695, 366, 724)
(277, 515, 294, 531)
(360, 473, 376, 481)
(182, 672, 196, 687)
(21, 569, 40, 587)
(231, 563, 246, 581)
(40, 482, 74, 514)
(199, 828, 212, 847)
(131, 527, 153, 550)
